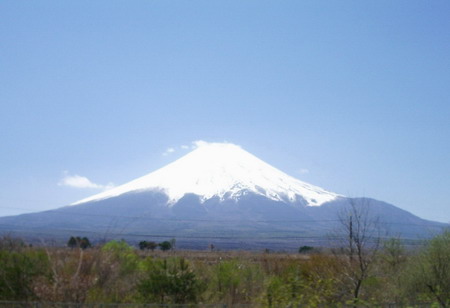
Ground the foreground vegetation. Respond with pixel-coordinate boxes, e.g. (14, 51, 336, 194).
(0, 231, 449, 307)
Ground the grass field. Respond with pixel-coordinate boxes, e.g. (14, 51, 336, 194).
(0, 231, 449, 307)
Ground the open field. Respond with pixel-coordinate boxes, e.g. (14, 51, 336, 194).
(0, 231, 449, 307)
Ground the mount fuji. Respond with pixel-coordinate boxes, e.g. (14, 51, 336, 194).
(0, 142, 447, 249)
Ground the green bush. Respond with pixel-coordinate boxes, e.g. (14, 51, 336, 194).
(206, 259, 264, 305)
(84, 241, 140, 303)
(402, 230, 450, 307)
(102, 240, 139, 274)
(262, 256, 341, 307)
(0, 247, 49, 300)
(138, 257, 203, 304)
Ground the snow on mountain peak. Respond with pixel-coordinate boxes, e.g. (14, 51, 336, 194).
(72, 142, 341, 206)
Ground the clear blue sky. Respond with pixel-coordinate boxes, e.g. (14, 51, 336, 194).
(1, 1, 449, 223)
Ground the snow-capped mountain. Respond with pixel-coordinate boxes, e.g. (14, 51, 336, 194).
(0, 141, 447, 249)
(73, 142, 341, 206)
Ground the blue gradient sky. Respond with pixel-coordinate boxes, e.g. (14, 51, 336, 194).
(1, 1, 449, 222)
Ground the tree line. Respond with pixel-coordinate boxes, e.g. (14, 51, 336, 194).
(138, 239, 175, 251)
(67, 236, 175, 252)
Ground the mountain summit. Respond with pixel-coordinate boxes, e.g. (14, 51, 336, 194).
(73, 142, 340, 206)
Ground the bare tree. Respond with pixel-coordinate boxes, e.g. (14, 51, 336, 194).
(333, 198, 382, 304)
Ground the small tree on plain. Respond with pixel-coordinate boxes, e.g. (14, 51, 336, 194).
(333, 198, 382, 305)
(146, 241, 158, 251)
(139, 241, 158, 251)
(159, 241, 172, 252)
(79, 237, 91, 249)
(382, 237, 406, 270)
(67, 236, 77, 249)
(67, 236, 91, 249)
(298, 246, 314, 254)
(139, 241, 148, 250)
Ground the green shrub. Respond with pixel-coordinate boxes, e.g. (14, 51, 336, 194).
(0, 247, 49, 300)
(402, 231, 450, 307)
(84, 240, 141, 302)
(138, 257, 203, 304)
(206, 259, 264, 305)
(102, 240, 139, 274)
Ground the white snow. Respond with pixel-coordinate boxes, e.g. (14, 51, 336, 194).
(72, 142, 341, 206)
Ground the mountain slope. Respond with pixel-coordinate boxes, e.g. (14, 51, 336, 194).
(1, 193, 446, 249)
(0, 142, 447, 249)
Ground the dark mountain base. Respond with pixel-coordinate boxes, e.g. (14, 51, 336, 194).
(0, 191, 447, 249)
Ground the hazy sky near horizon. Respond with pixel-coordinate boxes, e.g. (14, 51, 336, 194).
(1, 1, 449, 223)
